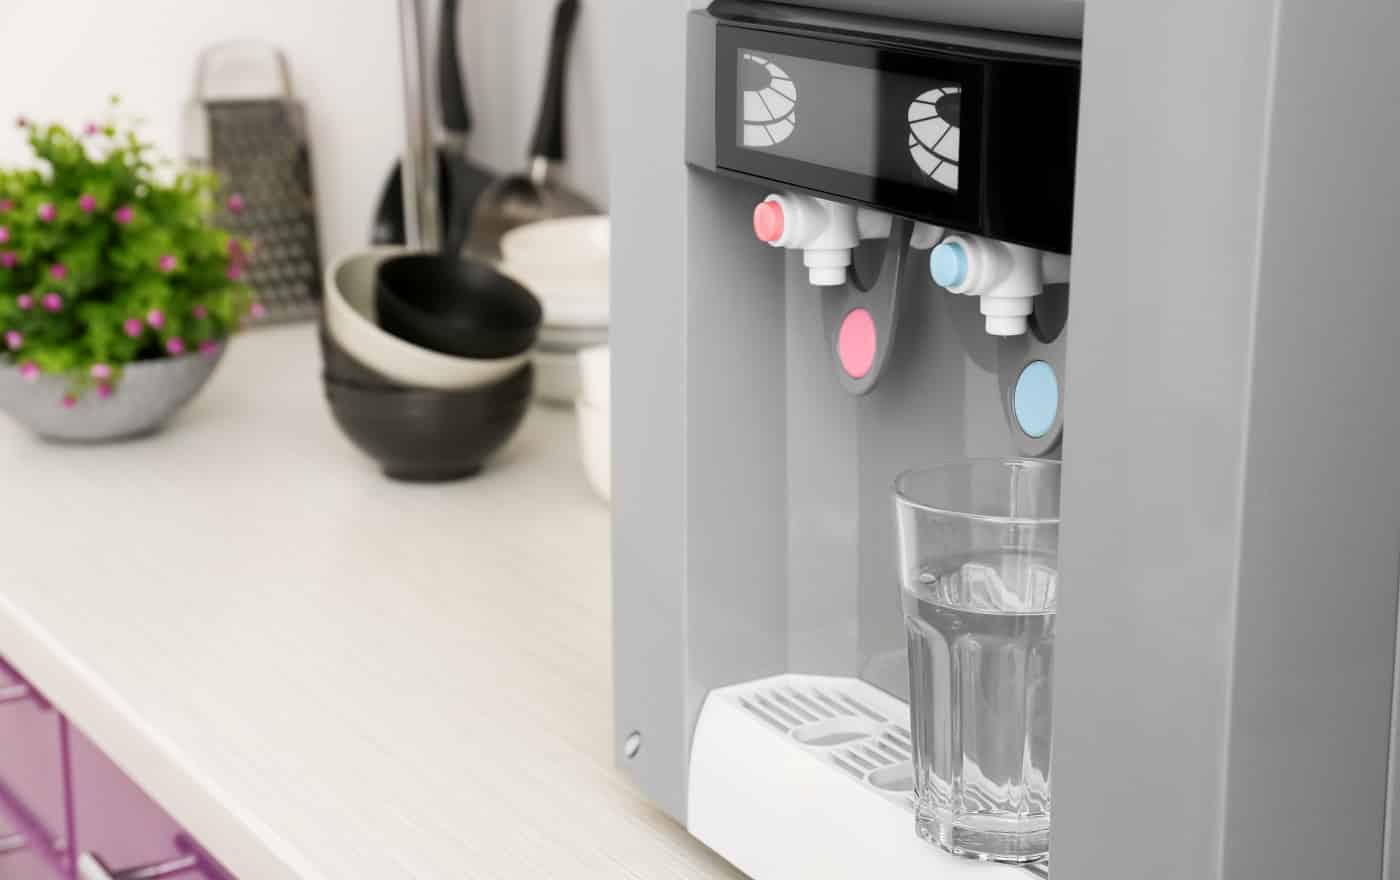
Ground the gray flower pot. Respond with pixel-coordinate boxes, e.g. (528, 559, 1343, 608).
(0, 348, 226, 442)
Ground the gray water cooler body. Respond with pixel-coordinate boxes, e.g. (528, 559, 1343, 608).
(608, 0, 1400, 877)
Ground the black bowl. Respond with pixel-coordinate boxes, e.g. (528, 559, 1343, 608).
(375, 254, 542, 359)
(318, 321, 409, 390)
(323, 364, 533, 482)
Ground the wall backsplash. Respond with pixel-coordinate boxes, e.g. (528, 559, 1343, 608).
(0, 0, 610, 262)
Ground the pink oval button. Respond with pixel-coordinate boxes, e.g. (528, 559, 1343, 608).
(837, 308, 877, 379)
(753, 200, 784, 242)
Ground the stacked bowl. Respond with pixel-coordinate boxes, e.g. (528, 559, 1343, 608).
(321, 247, 541, 481)
(498, 217, 609, 404)
(575, 344, 610, 503)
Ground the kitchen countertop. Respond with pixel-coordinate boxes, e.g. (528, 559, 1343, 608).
(0, 324, 740, 879)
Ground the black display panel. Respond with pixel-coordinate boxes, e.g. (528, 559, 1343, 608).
(713, 17, 1079, 254)
(737, 49, 964, 194)
(717, 23, 982, 230)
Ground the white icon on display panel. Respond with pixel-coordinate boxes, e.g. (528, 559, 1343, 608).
(741, 53, 797, 147)
(908, 86, 961, 192)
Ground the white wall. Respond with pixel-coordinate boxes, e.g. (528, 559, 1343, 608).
(0, 0, 609, 261)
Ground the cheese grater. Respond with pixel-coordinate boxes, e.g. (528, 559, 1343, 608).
(183, 43, 322, 323)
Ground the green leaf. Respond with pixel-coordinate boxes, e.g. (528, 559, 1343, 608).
(0, 106, 253, 392)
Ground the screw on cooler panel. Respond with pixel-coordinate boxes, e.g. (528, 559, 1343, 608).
(929, 233, 1070, 336)
(752, 192, 892, 286)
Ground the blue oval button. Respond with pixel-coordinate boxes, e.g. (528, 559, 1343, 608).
(1014, 361, 1059, 439)
(930, 241, 969, 289)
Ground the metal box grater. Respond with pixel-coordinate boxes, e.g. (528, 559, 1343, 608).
(184, 43, 322, 324)
(206, 100, 321, 322)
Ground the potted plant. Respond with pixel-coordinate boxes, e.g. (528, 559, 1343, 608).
(0, 102, 261, 441)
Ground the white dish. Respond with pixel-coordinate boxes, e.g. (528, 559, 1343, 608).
(576, 396, 610, 504)
(324, 248, 530, 390)
(578, 345, 609, 408)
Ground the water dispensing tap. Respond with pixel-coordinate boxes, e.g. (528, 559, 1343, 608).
(929, 233, 1070, 336)
(752, 193, 892, 286)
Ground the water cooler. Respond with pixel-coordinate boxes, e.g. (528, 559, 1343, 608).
(607, 1, 1400, 877)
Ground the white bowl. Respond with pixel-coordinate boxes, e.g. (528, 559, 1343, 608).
(576, 395, 610, 503)
(324, 247, 531, 390)
(501, 216, 609, 267)
(539, 324, 608, 352)
(501, 263, 609, 329)
(534, 349, 582, 405)
(577, 345, 609, 408)
(500, 217, 610, 329)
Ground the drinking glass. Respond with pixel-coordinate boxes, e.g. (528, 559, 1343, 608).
(894, 458, 1060, 864)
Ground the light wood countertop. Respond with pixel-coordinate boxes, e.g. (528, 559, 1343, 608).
(0, 324, 743, 879)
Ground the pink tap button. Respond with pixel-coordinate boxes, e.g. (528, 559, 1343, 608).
(753, 199, 784, 242)
(837, 308, 877, 379)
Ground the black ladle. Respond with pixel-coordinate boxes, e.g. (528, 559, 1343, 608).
(372, 0, 495, 254)
(465, 0, 598, 260)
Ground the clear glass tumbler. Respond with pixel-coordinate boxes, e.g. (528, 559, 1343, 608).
(894, 459, 1060, 864)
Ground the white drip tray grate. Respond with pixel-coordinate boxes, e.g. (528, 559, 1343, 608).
(688, 674, 1035, 880)
(736, 679, 915, 806)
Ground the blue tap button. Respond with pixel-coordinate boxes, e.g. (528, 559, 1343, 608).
(930, 241, 969, 289)
(1014, 360, 1059, 439)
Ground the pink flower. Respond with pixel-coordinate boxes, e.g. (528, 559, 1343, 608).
(0, 252, 16, 269)
(122, 317, 144, 338)
(0, 200, 12, 214)
(90, 363, 112, 380)
(78, 193, 96, 213)
(199, 340, 220, 357)
(96, 383, 113, 400)
(146, 309, 165, 329)
(249, 301, 267, 320)
(227, 239, 244, 259)
(226, 192, 246, 214)
(3, 331, 21, 351)
(61, 394, 76, 409)
(16, 294, 32, 311)
(192, 304, 209, 320)
(49, 263, 66, 281)
(18, 362, 38, 382)
(226, 263, 244, 281)
(36, 203, 55, 223)
(158, 254, 177, 273)
(41, 292, 62, 312)
(113, 204, 134, 225)
(0, 227, 9, 244)
(83, 122, 99, 136)
(165, 337, 186, 356)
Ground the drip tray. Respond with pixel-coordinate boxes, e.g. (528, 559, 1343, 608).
(687, 674, 1035, 880)
(736, 678, 914, 803)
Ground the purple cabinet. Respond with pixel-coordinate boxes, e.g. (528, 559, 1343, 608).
(68, 725, 188, 875)
(0, 661, 67, 878)
(0, 657, 233, 880)
(0, 842, 64, 880)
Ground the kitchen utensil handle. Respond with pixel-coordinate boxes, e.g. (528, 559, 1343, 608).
(527, 0, 582, 162)
(0, 682, 32, 705)
(437, 0, 471, 135)
(78, 852, 203, 880)
(193, 41, 292, 100)
(398, 0, 441, 250)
